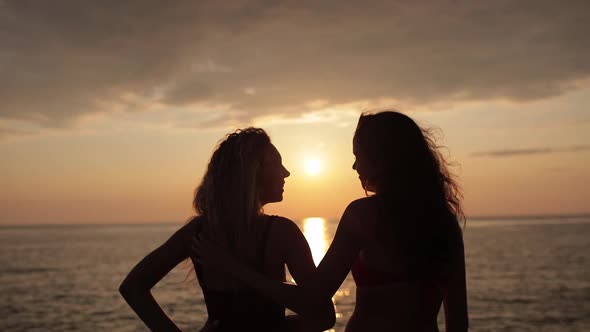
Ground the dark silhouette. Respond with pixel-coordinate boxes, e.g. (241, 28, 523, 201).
(196, 111, 469, 331)
(119, 128, 334, 331)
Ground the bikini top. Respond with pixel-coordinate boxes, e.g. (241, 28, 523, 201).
(351, 255, 402, 286)
(351, 254, 444, 326)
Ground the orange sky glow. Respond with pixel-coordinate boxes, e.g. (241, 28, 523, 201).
(1, 2, 589, 224)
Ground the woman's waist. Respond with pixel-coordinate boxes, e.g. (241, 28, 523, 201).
(213, 316, 286, 332)
(348, 296, 440, 332)
(346, 311, 440, 332)
(354, 283, 442, 317)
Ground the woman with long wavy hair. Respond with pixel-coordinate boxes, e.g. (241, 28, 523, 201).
(196, 111, 469, 331)
(119, 128, 334, 331)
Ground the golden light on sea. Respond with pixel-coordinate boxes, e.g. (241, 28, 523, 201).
(303, 217, 328, 266)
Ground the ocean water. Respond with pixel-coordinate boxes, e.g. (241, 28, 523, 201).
(1, 216, 589, 331)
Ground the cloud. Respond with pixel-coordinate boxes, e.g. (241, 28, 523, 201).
(0, 127, 37, 141)
(470, 145, 590, 157)
(1, 0, 589, 132)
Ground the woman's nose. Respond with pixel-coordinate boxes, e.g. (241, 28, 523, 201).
(352, 161, 356, 170)
(283, 166, 290, 178)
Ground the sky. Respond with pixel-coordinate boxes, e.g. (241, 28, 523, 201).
(1, 1, 589, 224)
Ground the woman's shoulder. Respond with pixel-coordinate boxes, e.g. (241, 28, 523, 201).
(265, 215, 301, 234)
(185, 215, 205, 227)
(266, 214, 297, 226)
(345, 196, 381, 216)
(178, 215, 205, 236)
(266, 214, 292, 223)
(340, 197, 384, 234)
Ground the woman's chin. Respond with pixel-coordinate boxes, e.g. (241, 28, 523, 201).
(266, 194, 284, 204)
(360, 180, 376, 193)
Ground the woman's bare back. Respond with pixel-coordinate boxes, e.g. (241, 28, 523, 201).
(346, 196, 445, 330)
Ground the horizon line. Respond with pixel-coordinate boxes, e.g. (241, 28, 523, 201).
(1, 212, 589, 228)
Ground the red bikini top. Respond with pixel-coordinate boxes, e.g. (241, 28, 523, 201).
(351, 256, 401, 286)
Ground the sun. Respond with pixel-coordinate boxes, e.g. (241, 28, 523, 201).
(304, 158, 323, 176)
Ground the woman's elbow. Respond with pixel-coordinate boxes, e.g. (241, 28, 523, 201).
(324, 301, 336, 329)
(118, 279, 134, 300)
(119, 277, 146, 301)
(446, 316, 469, 332)
(307, 313, 335, 332)
(322, 314, 336, 331)
(310, 299, 336, 331)
(447, 323, 469, 332)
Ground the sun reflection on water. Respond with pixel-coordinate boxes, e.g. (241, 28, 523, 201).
(303, 217, 328, 266)
(300, 217, 352, 330)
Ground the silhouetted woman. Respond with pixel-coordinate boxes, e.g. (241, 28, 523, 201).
(119, 128, 334, 331)
(196, 111, 469, 331)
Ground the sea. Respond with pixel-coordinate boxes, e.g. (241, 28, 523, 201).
(1, 215, 589, 331)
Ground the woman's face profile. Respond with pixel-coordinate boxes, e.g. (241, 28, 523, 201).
(259, 144, 290, 204)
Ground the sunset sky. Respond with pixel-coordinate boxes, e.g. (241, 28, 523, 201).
(1, 1, 589, 224)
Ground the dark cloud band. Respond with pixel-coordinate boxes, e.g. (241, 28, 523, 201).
(470, 145, 590, 157)
(1, 0, 589, 131)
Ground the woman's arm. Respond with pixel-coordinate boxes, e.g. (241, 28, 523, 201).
(277, 218, 336, 331)
(119, 221, 196, 332)
(195, 203, 363, 321)
(442, 234, 469, 332)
